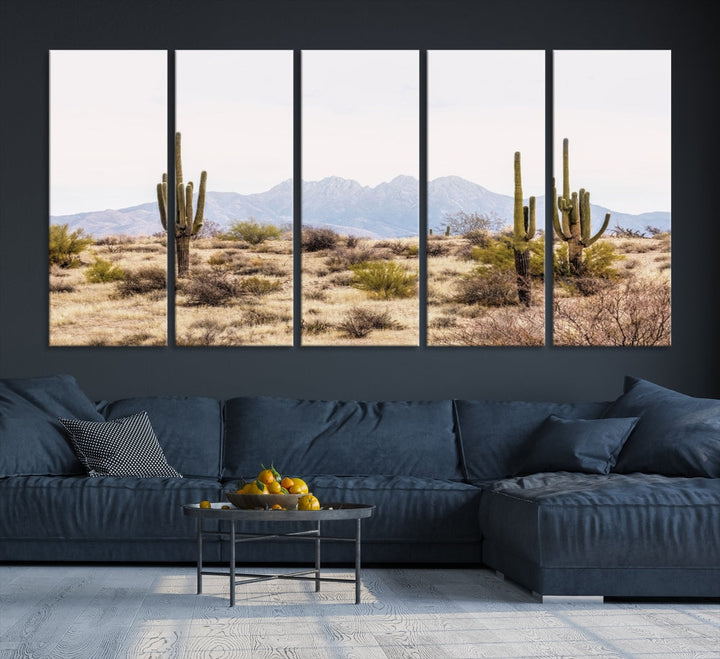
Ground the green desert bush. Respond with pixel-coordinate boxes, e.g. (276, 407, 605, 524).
(554, 241, 623, 279)
(115, 266, 166, 297)
(350, 261, 417, 299)
(224, 219, 282, 245)
(85, 257, 125, 283)
(237, 276, 282, 296)
(49, 224, 93, 268)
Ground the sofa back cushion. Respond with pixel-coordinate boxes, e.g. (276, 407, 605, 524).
(223, 397, 461, 481)
(0, 374, 103, 477)
(455, 399, 610, 483)
(606, 376, 720, 477)
(96, 396, 223, 479)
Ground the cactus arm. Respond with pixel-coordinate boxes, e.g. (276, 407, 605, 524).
(586, 213, 612, 246)
(193, 170, 207, 235)
(527, 196, 536, 239)
(156, 174, 167, 230)
(513, 152, 524, 247)
(184, 181, 194, 237)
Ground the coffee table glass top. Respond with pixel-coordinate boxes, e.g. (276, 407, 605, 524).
(182, 502, 374, 522)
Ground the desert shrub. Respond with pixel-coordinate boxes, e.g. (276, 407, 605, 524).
(325, 245, 379, 271)
(49, 224, 94, 268)
(303, 227, 339, 252)
(463, 229, 491, 246)
(195, 219, 224, 240)
(554, 279, 671, 346)
(442, 210, 501, 237)
(115, 266, 166, 297)
(430, 307, 545, 347)
(85, 257, 125, 283)
(49, 280, 76, 293)
(455, 268, 518, 307)
(426, 241, 449, 257)
(302, 318, 331, 335)
(239, 306, 285, 326)
(346, 235, 360, 248)
(234, 257, 287, 277)
(553, 241, 623, 279)
(337, 307, 401, 338)
(182, 273, 237, 306)
(224, 219, 282, 245)
(207, 252, 235, 270)
(471, 237, 514, 270)
(350, 261, 417, 299)
(237, 276, 282, 296)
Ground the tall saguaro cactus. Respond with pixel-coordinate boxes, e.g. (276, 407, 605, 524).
(552, 138, 610, 276)
(157, 132, 207, 277)
(513, 151, 536, 307)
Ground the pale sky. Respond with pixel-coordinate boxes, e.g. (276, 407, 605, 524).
(554, 50, 671, 215)
(302, 50, 419, 185)
(50, 50, 166, 216)
(177, 50, 293, 196)
(50, 49, 670, 218)
(429, 50, 545, 200)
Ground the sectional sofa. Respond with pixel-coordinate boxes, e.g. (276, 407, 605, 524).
(1, 374, 719, 598)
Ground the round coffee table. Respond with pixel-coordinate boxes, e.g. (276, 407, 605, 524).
(182, 502, 375, 606)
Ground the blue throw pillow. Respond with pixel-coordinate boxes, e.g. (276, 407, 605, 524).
(515, 415, 639, 476)
(0, 374, 104, 477)
(454, 399, 611, 482)
(605, 376, 720, 477)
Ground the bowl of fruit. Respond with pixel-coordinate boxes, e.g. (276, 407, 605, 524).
(225, 465, 316, 510)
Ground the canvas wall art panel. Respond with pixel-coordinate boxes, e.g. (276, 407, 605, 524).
(49, 50, 167, 346)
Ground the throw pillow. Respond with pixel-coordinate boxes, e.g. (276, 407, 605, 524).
(605, 376, 720, 477)
(59, 411, 182, 478)
(515, 414, 640, 476)
(0, 374, 104, 477)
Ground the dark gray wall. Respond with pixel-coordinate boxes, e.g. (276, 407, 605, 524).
(1, 0, 718, 402)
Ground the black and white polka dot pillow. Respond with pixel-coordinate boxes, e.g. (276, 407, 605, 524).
(59, 411, 182, 478)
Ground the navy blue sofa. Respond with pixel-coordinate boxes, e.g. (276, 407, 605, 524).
(1, 374, 719, 598)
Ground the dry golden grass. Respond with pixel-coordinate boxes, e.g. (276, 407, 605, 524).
(49, 236, 167, 346)
(49, 231, 671, 347)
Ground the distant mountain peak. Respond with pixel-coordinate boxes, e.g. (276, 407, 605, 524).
(51, 174, 670, 239)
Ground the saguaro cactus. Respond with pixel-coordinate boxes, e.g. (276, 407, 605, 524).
(552, 138, 610, 275)
(513, 151, 536, 307)
(157, 132, 207, 277)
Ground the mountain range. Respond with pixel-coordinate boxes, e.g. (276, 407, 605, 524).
(51, 176, 671, 239)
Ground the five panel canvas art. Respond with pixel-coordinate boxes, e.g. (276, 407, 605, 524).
(49, 50, 671, 347)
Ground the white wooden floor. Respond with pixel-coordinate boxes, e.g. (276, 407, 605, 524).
(1, 565, 719, 658)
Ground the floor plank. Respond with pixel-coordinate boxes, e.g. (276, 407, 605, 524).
(1, 565, 719, 658)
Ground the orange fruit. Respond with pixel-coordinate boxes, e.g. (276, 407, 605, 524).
(271, 504, 286, 510)
(288, 478, 309, 495)
(199, 500, 211, 509)
(280, 477, 295, 490)
(257, 468, 275, 485)
(267, 480, 283, 494)
(298, 494, 320, 511)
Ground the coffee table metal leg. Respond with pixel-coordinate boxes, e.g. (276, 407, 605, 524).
(315, 520, 321, 592)
(196, 517, 203, 595)
(229, 520, 236, 607)
(355, 518, 362, 604)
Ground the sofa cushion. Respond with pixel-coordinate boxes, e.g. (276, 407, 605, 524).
(0, 374, 103, 477)
(515, 415, 639, 476)
(60, 412, 182, 478)
(606, 376, 720, 477)
(479, 472, 720, 570)
(0, 475, 221, 543)
(455, 399, 610, 483)
(223, 397, 461, 480)
(97, 396, 223, 478)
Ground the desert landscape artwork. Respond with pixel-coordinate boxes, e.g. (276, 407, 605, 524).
(49, 50, 670, 348)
